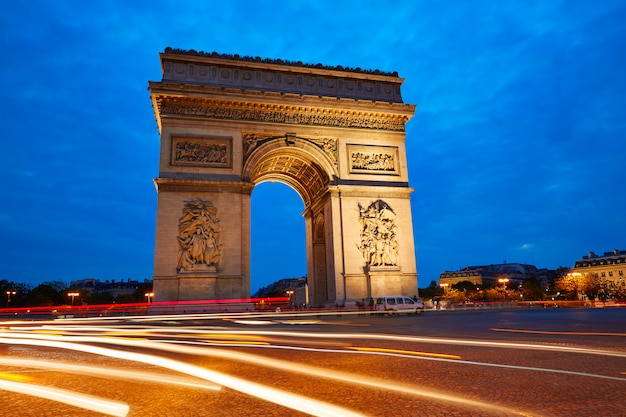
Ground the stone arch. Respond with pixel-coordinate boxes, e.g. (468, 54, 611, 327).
(149, 49, 418, 307)
(243, 137, 336, 208)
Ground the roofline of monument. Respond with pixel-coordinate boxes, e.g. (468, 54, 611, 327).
(160, 47, 404, 83)
(148, 81, 416, 112)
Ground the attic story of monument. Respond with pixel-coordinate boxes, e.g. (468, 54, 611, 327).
(149, 48, 418, 306)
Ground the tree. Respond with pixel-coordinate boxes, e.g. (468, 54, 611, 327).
(548, 267, 570, 295)
(452, 280, 477, 292)
(26, 282, 67, 306)
(521, 277, 545, 301)
(418, 281, 442, 299)
(580, 273, 602, 300)
(132, 281, 154, 302)
(88, 291, 114, 305)
(1, 279, 31, 307)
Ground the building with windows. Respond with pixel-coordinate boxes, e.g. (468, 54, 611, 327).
(439, 263, 550, 288)
(570, 250, 626, 288)
(69, 278, 151, 298)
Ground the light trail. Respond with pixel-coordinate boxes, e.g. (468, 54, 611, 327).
(11, 322, 626, 358)
(348, 346, 462, 360)
(0, 357, 222, 390)
(0, 378, 130, 417)
(5, 331, 541, 415)
(491, 328, 626, 337)
(173, 328, 626, 358)
(0, 333, 366, 417)
(3, 312, 625, 416)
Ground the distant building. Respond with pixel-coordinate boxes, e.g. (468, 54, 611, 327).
(253, 277, 308, 306)
(570, 250, 626, 288)
(439, 263, 550, 288)
(253, 277, 306, 296)
(70, 278, 151, 298)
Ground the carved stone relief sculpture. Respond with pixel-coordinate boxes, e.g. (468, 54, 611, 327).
(357, 200, 399, 267)
(171, 136, 231, 168)
(176, 198, 223, 272)
(243, 132, 337, 164)
(347, 145, 399, 175)
(158, 97, 407, 132)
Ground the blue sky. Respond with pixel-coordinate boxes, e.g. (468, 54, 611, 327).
(1, 1, 625, 293)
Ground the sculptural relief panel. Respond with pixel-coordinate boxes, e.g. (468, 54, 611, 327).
(357, 200, 399, 268)
(171, 135, 232, 168)
(176, 198, 223, 273)
(347, 145, 400, 175)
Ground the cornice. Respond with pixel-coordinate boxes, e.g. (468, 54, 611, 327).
(153, 177, 253, 194)
(328, 185, 414, 199)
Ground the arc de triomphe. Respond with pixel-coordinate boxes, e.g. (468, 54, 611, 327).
(149, 48, 418, 306)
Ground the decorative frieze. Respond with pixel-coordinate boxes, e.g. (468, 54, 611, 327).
(157, 97, 407, 131)
(171, 135, 232, 168)
(348, 144, 400, 175)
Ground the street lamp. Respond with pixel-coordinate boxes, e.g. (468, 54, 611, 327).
(439, 283, 449, 295)
(67, 292, 79, 306)
(144, 292, 154, 304)
(6, 290, 16, 306)
(286, 290, 294, 307)
(498, 278, 509, 299)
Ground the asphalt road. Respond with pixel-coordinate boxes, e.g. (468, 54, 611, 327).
(0, 307, 624, 417)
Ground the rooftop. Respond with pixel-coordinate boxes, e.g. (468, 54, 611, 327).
(163, 47, 399, 78)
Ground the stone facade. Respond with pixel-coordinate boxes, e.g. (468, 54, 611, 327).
(571, 250, 626, 289)
(439, 263, 550, 288)
(149, 49, 417, 306)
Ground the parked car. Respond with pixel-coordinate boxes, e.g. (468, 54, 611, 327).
(375, 296, 425, 315)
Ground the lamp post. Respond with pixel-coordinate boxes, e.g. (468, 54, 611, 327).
(286, 290, 294, 308)
(498, 278, 509, 299)
(67, 292, 79, 306)
(439, 283, 449, 295)
(144, 292, 154, 304)
(6, 290, 16, 307)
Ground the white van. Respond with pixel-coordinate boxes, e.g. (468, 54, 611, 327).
(375, 296, 425, 315)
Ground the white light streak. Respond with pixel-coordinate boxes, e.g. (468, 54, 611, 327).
(0, 333, 365, 417)
(0, 378, 129, 417)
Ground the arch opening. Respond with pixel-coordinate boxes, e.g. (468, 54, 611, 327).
(247, 143, 332, 300)
(250, 182, 306, 295)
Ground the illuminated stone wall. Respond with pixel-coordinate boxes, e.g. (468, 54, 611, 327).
(149, 49, 417, 305)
